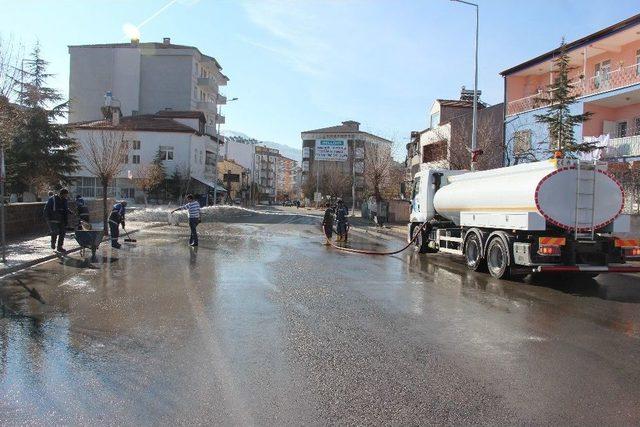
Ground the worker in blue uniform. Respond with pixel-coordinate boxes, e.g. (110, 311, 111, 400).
(109, 200, 127, 248)
(335, 198, 349, 242)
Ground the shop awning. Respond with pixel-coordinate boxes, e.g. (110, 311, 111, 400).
(192, 176, 227, 192)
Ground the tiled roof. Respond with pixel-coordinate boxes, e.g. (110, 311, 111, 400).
(156, 110, 205, 119)
(302, 124, 357, 133)
(436, 99, 475, 108)
(68, 115, 199, 134)
(501, 13, 640, 76)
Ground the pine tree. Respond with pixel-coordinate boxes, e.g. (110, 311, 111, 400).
(6, 42, 78, 196)
(535, 39, 594, 155)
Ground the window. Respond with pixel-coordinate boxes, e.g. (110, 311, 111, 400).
(430, 112, 440, 128)
(636, 49, 640, 76)
(635, 117, 640, 136)
(617, 121, 627, 138)
(122, 154, 128, 164)
(594, 60, 611, 88)
(513, 130, 532, 155)
(159, 146, 174, 161)
(411, 176, 421, 200)
(132, 140, 141, 150)
(132, 154, 140, 164)
(422, 140, 447, 163)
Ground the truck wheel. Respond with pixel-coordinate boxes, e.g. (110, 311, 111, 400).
(464, 233, 486, 272)
(486, 237, 511, 280)
(412, 223, 428, 254)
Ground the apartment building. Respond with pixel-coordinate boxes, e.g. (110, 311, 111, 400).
(406, 90, 504, 178)
(300, 121, 393, 204)
(67, 108, 221, 202)
(502, 13, 640, 164)
(275, 156, 298, 201)
(254, 145, 279, 202)
(68, 37, 228, 138)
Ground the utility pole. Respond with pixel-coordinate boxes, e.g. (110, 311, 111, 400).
(451, 0, 479, 170)
(0, 146, 5, 263)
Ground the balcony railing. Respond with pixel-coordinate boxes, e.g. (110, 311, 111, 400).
(507, 63, 640, 116)
(602, 134, 640, 159)
(197, 77, 218, 92)
(197, 101, 216, 112)
(215, 113, 225, 124)
(217, 94, 227, 105)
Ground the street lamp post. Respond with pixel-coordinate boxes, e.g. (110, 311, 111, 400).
(213, 96, 238, 205)
(451, 0, 479, 171)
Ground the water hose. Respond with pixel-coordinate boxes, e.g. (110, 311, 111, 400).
(324, 221, 430, 255)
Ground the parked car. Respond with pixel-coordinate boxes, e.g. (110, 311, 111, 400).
(283, 200, 293, 206)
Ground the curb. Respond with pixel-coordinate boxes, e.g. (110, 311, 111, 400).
(0, 227, 145, 278)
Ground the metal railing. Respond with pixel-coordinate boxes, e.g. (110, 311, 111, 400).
(507, 64, 640, 116)
(602, 134, 640, 159)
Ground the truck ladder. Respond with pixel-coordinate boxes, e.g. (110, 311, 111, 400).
(574, 161, 598, 240)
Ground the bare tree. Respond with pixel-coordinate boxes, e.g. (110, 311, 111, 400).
(0, 36, 23, 159)
(80, 128, 128, 234)
(364, 142, 393, 202)
(320, 162, 352, 198)
(135, 163, 164, 206)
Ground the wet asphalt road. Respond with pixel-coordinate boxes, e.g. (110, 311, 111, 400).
(1, 210, 640, 425)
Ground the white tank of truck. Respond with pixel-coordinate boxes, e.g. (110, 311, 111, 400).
(432, 159, 624, 231)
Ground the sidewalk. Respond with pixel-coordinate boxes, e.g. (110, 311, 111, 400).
(0, 220, 152, 277)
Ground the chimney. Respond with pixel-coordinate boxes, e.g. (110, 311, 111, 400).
(342, 120, 360, 131)
(163, 37, 171, 45)
(112, 107, 121, 126)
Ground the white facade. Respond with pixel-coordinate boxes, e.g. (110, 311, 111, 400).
(68, 121, 218, 201)
(68, 39, 228, 135)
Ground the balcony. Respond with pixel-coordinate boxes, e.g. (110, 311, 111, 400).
(197, 77, 218, 92)
(196, 101, 216, 113)
(215, 113, 225, 124)
(602, 135, 640, 159)
(217, 94, 227, 105)
(507, 64, 640, 116)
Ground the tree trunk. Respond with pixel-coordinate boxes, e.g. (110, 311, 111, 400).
(102, 182, 108, 236)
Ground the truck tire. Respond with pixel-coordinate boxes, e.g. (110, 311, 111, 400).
(464, 233, 486, 272)
(486, 237, 511, 280)
(411, 223, 428, 254)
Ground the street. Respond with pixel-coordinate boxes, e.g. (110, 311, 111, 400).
(1, 209, 640, 424)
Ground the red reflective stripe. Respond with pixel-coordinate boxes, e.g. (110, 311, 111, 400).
(537, 265, 640, 273)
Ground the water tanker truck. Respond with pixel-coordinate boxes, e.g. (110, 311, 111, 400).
(408, 158, 640, 279)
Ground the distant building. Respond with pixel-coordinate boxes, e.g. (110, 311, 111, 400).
(67, 108, 222, 202)
(405, 88, 503, 181)
(68, 37, 228, 140)
(275, 156, 298, 201)
(300, 121, 393, 204)
(254, 145, 279, 202)
(217, 159, 249, 202)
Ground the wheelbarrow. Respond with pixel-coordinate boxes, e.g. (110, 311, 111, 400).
(74, 230, 105, 262)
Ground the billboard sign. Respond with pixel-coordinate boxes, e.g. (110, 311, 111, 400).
(315, 139, 348, 161)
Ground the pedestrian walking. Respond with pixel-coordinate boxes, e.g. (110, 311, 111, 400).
(75, 194, 90, 229)
(335, 198, 349, 242)
(109, 200, 127, 249)
(172, 194, 201, 246)
(43, 188, 70, 252)
(322, 201, 334, 244)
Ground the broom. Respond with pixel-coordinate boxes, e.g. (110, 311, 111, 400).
(123, 227, 137, 243)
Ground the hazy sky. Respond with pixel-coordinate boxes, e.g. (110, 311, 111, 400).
(3, 0, 640, 152)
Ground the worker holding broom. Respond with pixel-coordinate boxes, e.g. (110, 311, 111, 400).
(172, 194, 201, 246)
(109, 200, 127, 249)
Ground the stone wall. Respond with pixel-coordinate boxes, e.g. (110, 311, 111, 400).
(5, 198, 113, 240)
